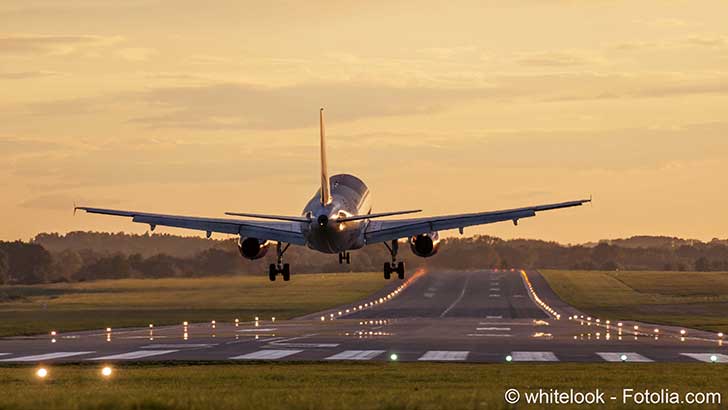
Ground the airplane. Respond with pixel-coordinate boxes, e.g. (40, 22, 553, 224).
(76, 108, 590, 282)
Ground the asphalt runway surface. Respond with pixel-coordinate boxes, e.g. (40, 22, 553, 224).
(0, 269, 725, 363)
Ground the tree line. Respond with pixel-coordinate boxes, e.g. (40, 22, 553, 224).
(0, 232, 726, 285)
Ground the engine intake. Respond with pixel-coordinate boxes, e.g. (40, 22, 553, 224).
(409, 232, 440, 258)
(237, 237, 270, 260)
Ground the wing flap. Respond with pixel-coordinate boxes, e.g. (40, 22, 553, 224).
(76, 207, 306, 245)
(365, 199, 589, 244)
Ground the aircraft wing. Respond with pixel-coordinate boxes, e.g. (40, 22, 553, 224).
(364, 199, 590, 244)
(75, 207, 306, 245)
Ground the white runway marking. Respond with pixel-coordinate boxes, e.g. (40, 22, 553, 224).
(485, 315, 503, 319)
(269, 343, 339, 348)
(476, 327, 511, 331)
(0, 353, 10, 357)
(511, 351, 559, 362)
(238, 328, 276, 332)
(490, 288, 500, 291)
(681, 353, 728, 363)
(141, 344, 215, 349)
(466, 333, 513, 337)
(231, 349, 303, 360)
(418, 351, 469, 361)
(440, 273, 472, 318)
(489, 294, 501, 298)
(597, 352, 653, 362)
(88, 350, 179, 360)
(423, 292, 435, 298)
(325, 350, 384, 360)
(1, 351, 95, 362)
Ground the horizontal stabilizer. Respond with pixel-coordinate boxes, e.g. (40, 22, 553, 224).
(224, 212, 311, 223)
(337, 209, 421, 223)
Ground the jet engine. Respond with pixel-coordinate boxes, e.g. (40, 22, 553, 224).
(409, 232, 440, 258)
(237, 237, 270, 260)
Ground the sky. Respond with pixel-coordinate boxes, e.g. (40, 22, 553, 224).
(1, 0, 727, 244)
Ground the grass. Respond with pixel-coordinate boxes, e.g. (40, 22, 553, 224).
(0, 362, 725, 410)
(541, 270, 728, 332)
(0, 273, 385, 337)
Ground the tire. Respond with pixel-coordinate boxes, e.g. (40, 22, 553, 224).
(282, 263, 290, 281)
(397, 262, 405, 280)
(268, 264, 277, 282)
(383, 262, 391, 280)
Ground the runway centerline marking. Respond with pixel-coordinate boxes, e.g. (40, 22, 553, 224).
(231, 349, 303, 360)
(423, 292, 435, 298)
(418, 351, 469, 361)
(467, 333, 513, 337)
(325, 350, 384, 360)
(141, 344, 215, 349)
(485, 315, 503, 319)
(511, 351, 559, 362)
(1, 351, 95, 362)
(597, 352, 653, 362)
(88, 350, 179, 361)
(440, 273, 472, 318)
(476, 327, 511, 331)
(681, 353, 728, 363)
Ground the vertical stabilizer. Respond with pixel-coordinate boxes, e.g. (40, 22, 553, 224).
(319, 108, 331, 205)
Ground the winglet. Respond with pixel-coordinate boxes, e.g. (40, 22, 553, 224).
(319, 107, 331, 205)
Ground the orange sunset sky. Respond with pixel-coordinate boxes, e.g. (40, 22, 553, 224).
(1, 0, 727, 243)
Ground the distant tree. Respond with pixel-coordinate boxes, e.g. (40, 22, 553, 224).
(0, 241, 53, 284)
(0, 250, 8, 284)
(694, 257, 710, 272)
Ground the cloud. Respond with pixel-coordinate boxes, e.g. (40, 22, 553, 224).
(684, 35, 728, 48)
(115, 47, 157, 61)
(515, 50, 604, 67)
(0, 33, 122, 55)
(0, 70, 59, 79)
(129, 82, 498, 130)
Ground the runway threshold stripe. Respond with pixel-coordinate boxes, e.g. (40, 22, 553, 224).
(681, 353, 728, 363)
(231, 349, 303, 360)
(88, 350, 179, 360)
(0, 351, 95, 362)
(476, 327, 511, 331)
(511, 351, 559, 362)
(597, 352, 653, 362)
(418, 351, 469, 361)
(325, 350, 384, 360)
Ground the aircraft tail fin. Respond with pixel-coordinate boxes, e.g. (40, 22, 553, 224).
(319, 108, 331, 205)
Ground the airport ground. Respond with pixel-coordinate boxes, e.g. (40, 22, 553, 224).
(0, 268, 727, 409)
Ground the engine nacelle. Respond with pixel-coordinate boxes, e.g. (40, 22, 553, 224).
(409, 232, 440, 258)
(237, 237, 270, 260)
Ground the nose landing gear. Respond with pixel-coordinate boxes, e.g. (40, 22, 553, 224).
(383, 240, 405, 280)
(338, 251, 351, 264)
(268, 242, 291, 281)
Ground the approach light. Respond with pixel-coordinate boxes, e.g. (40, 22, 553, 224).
(710, 355, 718, 363)
(101, 366, 113, 377)
(389, 353, 398, 361)
(620, 354, 628, 362)
(505, 355, 513, 362)
(680, 329, 686, 335)
(718, 332, 724, 338)
(36, 368, 48, 379)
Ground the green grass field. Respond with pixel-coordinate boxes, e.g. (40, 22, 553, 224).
(0, 273, 385, 336)
(0, 363, 724, 410)
(541, 270, 728, 332)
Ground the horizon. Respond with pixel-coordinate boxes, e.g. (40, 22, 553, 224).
(2, 1, 728, 242)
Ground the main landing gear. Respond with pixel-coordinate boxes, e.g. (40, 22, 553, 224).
(269, 242, 291, 282)
(383, 239, 405, 280)
(338, 251, 351, 264)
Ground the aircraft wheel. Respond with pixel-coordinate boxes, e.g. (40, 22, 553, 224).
(282, 264, 291, 281)
(383, 262, 391, 280)
(397, 262, 405, 280)
(268, 264, 277, 282)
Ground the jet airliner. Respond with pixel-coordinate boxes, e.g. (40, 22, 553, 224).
(76, 109, 590, 281)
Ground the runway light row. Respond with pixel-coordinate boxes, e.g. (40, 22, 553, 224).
(319, 269, 425, 321)
(35, 366, 114, 380)
(520, 270, 560, 319)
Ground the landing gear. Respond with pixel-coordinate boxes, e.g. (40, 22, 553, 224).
(268, 242, 291, 281)
(383, 240, 405, 280)
(338, 252, 351, 264)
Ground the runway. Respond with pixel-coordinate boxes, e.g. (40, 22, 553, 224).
(0, 269, 725, 363)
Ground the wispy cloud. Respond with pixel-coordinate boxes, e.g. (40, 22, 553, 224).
(0, 33, 122, 55)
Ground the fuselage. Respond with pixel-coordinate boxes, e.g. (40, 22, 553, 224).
(301, 174, 371, 253)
